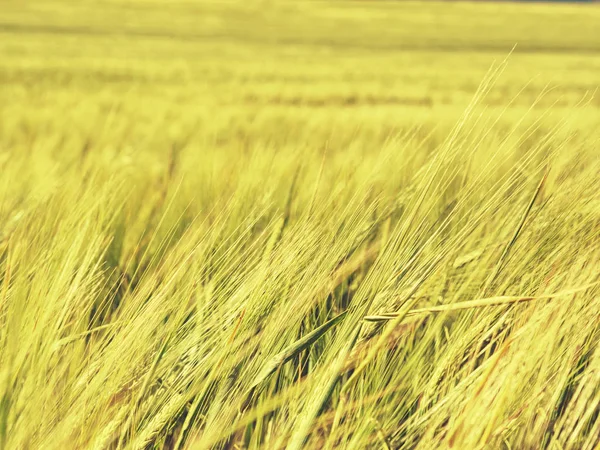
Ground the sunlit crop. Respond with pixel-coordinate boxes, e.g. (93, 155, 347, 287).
(0, 1, 599, 449)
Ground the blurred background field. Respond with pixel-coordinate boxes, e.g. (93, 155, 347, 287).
(2, 0, 600, 151)
(1, 1, 599, 210)
(0, 1, 599, 449)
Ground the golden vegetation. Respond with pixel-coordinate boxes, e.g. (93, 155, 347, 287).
(0, 1, 599, 449)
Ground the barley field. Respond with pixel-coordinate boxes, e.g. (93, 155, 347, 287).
(0, 1, 599, 449)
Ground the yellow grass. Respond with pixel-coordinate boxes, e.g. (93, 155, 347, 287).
(0, 1, 599, 449)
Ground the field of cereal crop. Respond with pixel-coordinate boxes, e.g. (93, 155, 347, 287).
(0, 1, 599, 448)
